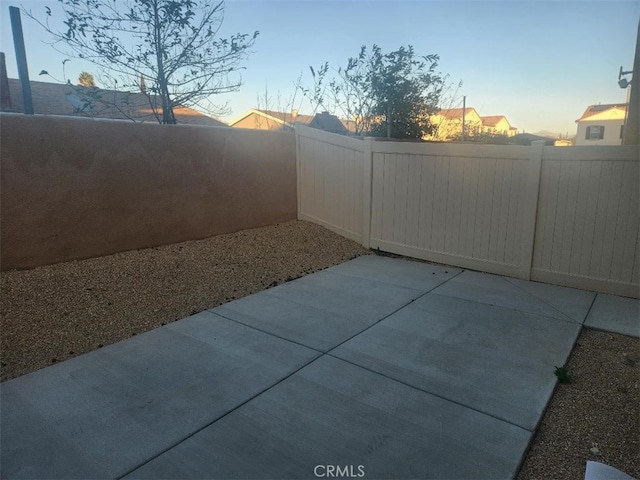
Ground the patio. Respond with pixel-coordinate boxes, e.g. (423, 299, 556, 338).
(1, 254, 638, 479)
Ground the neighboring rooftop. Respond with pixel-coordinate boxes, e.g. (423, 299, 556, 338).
(230, 108, 357, 135)
(258, 109, 315, 125)
(229, 109, 313, 129)
(480, 115, 509, 127)
(576, 103, 627, 122)
(1, 78, 227, 126)
(437, 107, 479, 119)
(308, 111, 349, 134)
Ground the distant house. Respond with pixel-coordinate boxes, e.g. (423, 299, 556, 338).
(1, 78, 227, 126)
(230, 109, 355, 134)
(429, 108, 517, 141)
(430, 107, 483, 140)
(308, 111, 350, 134)
(229, 109, 313, 131)
(508, 133, 556, 146)
(575, 103, 626, 146)
(479, 115, 517, 137)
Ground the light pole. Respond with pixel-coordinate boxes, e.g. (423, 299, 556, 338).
(619, 66, 632, 140)
(621, 19, 639, 145)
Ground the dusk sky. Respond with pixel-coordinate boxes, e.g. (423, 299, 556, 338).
(1, 0, 638, 135)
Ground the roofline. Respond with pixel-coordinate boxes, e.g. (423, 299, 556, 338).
(228, 109, 287, 127)
(436, 107, 481, 119)
(576, 105, 627, 122)
(5, 77, 225, 124)
(575, 105, 627, 123)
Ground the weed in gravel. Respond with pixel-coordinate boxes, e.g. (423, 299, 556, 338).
(554, 365, 572, 384)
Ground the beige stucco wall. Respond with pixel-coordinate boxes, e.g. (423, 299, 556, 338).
(1, 114, 297, 270)
(482, 118, 512, 135)
(575, 118, 624, 146)
(430, 111, 483, 140)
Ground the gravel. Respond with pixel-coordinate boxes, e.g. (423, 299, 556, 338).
(1, 220, 368, 382)
(517, 328, 639, 480)
(1, 219, 638, 478)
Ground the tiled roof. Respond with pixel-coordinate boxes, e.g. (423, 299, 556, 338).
(308, 112, 349, 134)
(480, 115, 508, 127)
(1, 79, 227, 126)
(576, 103, 627, 122)
(437, 107, 478, 119)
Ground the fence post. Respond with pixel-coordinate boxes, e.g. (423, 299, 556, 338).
(519, 140, 545, 280)
(295, 126, 301, 220)
(362, 137, 374, 248)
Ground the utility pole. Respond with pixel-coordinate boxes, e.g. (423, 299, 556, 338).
(9, 6, 33, 114)
(461, 95, 466, 141)
(623, 18, 639, 145)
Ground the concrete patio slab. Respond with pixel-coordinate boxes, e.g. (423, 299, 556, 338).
(264, 268, 423, 322)
(432, 270, 596, 323)
(2, 255, 628, 480)
(213, 290, 373, 352)
(0, 312, 318, 479)
(125, 356, 531, 480)
(212, 256, 459, 352)
(326, 254, 463, 291)
(331, 293, 581, 430)
(585, 294, 640, 337)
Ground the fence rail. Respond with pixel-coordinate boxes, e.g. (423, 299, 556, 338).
(296, 125, 639, 298)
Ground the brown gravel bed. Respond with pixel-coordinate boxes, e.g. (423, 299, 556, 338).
(1, 220, 368, 382)
(1, 219, 638, 479)
(518, 328, 639, 480)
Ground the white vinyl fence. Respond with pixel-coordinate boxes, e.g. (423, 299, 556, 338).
(296, 125, 639, 298)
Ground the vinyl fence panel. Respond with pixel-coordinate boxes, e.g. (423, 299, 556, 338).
(296, 125, 365, 242)
(296, 125, 639, 298)
(531, 146, 639, 297)
(369, 142, 532, 278)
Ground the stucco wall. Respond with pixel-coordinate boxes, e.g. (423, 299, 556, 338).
(575, 119, 624, 146)
(1, 114, 297, 270)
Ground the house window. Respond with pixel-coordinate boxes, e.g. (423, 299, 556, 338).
(585, 125, 605, 140)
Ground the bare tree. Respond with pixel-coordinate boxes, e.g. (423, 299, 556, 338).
(27, 0, 258, 124)
(254, 77, 305, 131)
(428, 75, 465, 141)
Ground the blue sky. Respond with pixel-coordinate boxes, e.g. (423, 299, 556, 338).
(1, 0, 638, 135)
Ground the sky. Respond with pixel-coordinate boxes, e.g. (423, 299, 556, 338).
(1, 0, 638, 135)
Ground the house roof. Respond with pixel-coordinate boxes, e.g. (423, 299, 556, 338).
(229, 108, 315, 127)
(576, 103, 627, 122)
(509, 133, 555, 146)
(480, 115, 509, 127)
(308, 111, 349, 134)
(437, 107, 479, 120)
(259, 109, 315, 125)
(1, 78, 227, 126)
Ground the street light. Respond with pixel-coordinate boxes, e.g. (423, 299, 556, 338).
(618, 66, 632, 89)
(618, 66, 632, 141)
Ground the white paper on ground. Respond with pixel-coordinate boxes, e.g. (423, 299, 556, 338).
(585, 461, 637, 480)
